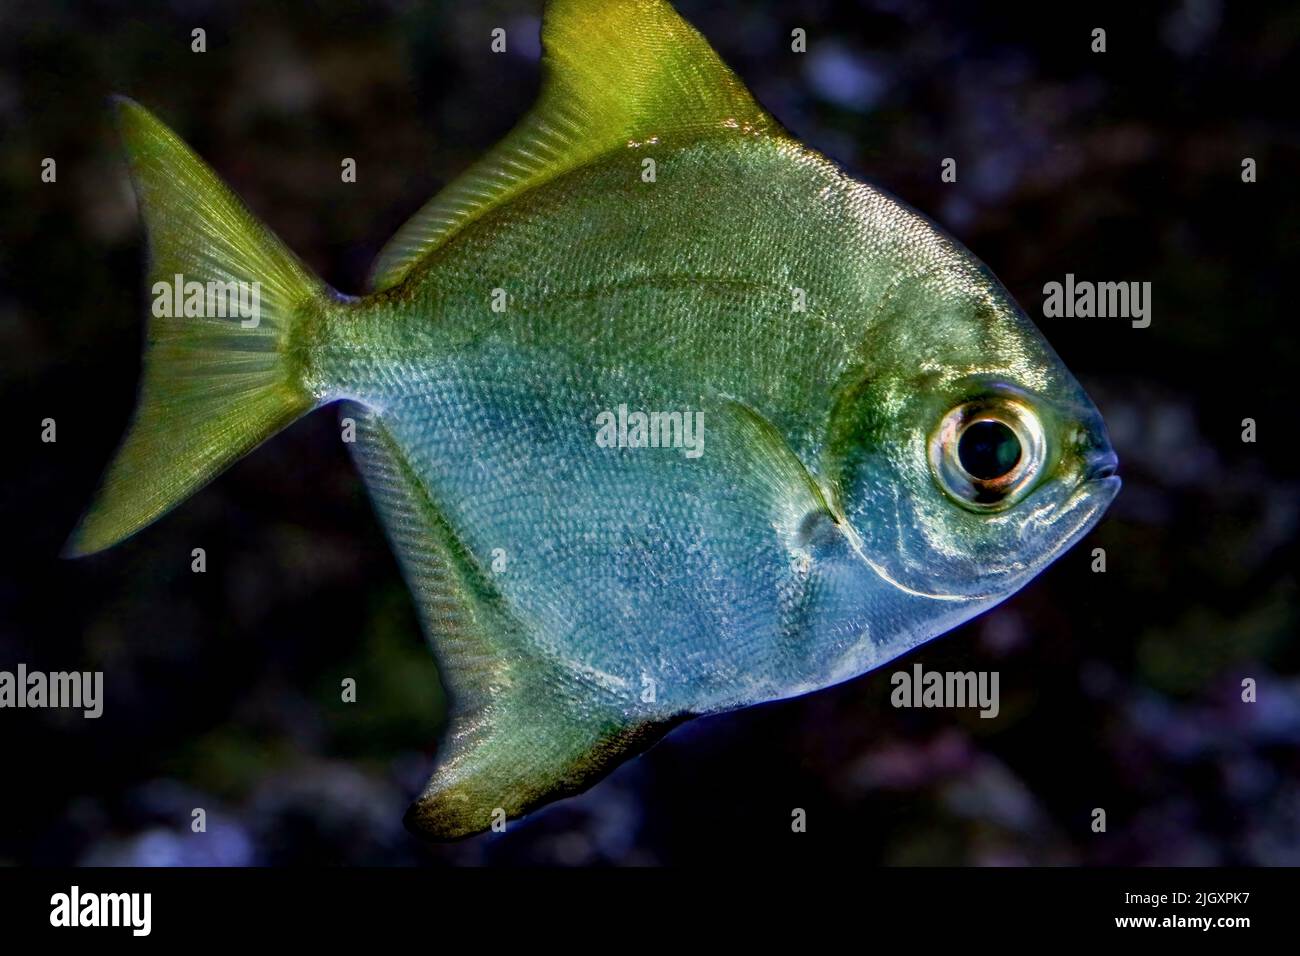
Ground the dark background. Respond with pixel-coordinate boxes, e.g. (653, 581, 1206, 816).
(1, 0, 1296, 865)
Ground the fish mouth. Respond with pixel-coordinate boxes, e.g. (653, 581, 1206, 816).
(1083, 449, 1120, 481)
(1080, 473, 1122, 517)
(1046, 471, 1122, 556)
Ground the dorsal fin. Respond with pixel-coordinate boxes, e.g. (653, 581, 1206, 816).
(368, 0, 777, 291)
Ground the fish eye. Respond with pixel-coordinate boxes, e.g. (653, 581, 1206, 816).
(929, 397, 1046, 511)
(959, 420, 1020, 479)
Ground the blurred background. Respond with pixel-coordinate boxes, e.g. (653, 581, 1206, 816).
(1, 0, 1296, 865)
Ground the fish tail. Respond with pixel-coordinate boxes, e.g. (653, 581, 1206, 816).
(65, 97, 334, 556)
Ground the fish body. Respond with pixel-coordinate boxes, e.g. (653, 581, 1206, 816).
(70, 0, 1119, 838)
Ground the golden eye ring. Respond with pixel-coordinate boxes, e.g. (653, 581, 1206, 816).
(929, 397, 1046, 511)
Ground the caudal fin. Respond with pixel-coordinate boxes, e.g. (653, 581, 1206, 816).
(66, 97, 332, 556)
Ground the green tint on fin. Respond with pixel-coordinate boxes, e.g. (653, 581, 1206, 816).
(67, 98, 328, 556)
(346, 406, 681, 839)
(369, 0, 777, 291)
(715, 396, 840, 529)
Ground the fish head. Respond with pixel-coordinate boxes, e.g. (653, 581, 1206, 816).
(823, 253, 1120, 607)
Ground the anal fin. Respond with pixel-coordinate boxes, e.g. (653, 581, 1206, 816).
(346, 405, 680, 839)
(410, 696, 681, 840)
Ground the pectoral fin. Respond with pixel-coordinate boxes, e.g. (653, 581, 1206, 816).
(346, 405, 680, 839)
(711, 396, 844, 545)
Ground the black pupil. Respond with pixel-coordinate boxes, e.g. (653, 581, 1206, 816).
(957, 420, 1021, 481)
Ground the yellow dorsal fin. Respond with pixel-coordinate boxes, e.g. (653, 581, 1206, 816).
(369, 0, 777, 291)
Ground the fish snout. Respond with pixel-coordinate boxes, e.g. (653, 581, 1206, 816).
(1084, 447, 1119, 481)
(1070, 405, 1119, 485)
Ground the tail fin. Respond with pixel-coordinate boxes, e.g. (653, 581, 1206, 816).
(66, 97, 331, 556)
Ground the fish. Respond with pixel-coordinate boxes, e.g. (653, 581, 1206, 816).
(68, 0, 1120, 839)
